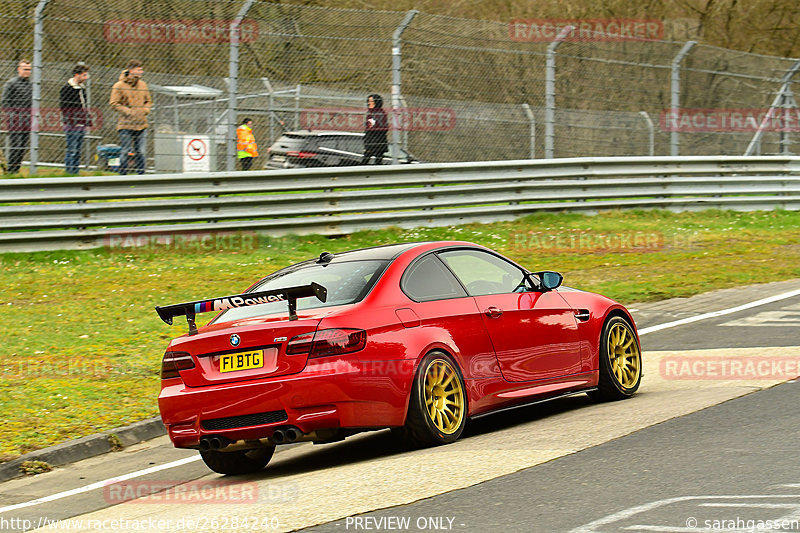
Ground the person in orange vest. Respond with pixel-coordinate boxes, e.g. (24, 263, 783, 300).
(236, 118, 258, 170)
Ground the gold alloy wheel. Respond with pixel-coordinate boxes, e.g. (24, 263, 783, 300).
(607, 322, 641, 389)
(423, 359, 465, 434)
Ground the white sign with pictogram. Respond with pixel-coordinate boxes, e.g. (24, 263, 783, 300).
(183, 136, 210, 173)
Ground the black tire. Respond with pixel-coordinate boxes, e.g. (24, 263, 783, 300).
(396, 351, 467, 448)
(588, 316, 642, 402)
(199, 445, 275, 475)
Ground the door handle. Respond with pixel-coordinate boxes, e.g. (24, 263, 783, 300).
(574, 310, 591, 322)
(484, 306, 503, 318)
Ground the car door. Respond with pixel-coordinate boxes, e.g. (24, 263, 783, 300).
(437, 249, 583, 382)
(400, 254, 497, 380)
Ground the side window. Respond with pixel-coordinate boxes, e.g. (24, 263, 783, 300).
(303, 138, 321, 151)
(340, 137, 362, 155)
(438, 249, 532, 296)
(316, 137, 337, 153)
(402, 254, 468, 302)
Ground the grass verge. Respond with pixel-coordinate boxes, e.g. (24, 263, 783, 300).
(2, 208, 799, 461)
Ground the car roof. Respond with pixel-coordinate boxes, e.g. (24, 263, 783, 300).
(307, 242, 425, 264)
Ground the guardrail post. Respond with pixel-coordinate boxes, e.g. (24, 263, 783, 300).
(30, 0, 51, 175)
(639, 111, 655, 156)
(391, 10, 418, 165)
(670, 41, 696, 157)
(522, 103, 535, 159)
(545, 26, 573, 160)
(227, 0, 256, 172)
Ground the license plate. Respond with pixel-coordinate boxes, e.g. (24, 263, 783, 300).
(220, 350, 264, 373)
(272, 155, 286, 162)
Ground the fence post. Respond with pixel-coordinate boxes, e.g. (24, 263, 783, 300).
(780, 88, 798, 155)
(84, 76, 91, 172)
(639, 111, 654, 156)
(30, 0, 51, 175)
(522, 103, 535, 158)
(670, 41, 696, 157)
(227, 0, 256, 172)
(391, 10, 418, 165)
(544, 26, 573, 160)
(294, 84, 301, 130)
(744, 59, 800, 156)
(399, 95, 409, 150)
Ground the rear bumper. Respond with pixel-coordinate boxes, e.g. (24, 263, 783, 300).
(159, 357, 415, 448)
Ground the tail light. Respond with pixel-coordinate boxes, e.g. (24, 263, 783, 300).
(286, 151, 317, 159)
(161, 351, 195, 379)
(286, 329, 366, 358)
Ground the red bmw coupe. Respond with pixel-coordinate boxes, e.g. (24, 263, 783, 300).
(157, 241, 642, 475)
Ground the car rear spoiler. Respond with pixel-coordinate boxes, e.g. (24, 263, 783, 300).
(155, 282, 328, 335)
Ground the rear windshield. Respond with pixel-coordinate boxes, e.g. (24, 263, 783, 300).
(213, 260, 388, 322)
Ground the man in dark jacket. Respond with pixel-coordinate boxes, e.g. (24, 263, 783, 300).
(59, 63, 90, 175)
(1, 60, 32, 174)
(361, 94, 388, 165)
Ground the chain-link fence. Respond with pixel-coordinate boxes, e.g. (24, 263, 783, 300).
(1, 0, 798, 174)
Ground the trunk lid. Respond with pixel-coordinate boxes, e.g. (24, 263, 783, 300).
(167, 313, 322, 387)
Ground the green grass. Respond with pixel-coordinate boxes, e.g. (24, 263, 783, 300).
(2, 208, 800, 461)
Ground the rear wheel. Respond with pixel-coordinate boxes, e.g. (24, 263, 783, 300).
(588, 316, 642, 401)
(199, 445, 275, 475)
(396, 351, 467, 448)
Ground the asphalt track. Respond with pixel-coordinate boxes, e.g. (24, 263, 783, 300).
(1, 279, 799, 533)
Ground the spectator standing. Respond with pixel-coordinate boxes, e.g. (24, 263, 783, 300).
(236, 118, 258, 170)
(109, 60, 151, 175)
(1, 60, 32, 174)
(59, 63, 90, 175)
(360, 93, 388, 165)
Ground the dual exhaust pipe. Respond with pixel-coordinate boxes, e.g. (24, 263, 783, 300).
(270, 426, 302, 444)
(198, 435, 233, 452)
(199, 426, 304, 452)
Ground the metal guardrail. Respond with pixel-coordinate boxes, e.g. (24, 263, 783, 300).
(1, 155, 799, 252)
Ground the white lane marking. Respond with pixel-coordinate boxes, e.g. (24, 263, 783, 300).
(625, 524, 704, 533)
(0, 455, 200, 514)
(719, 304, 800, 327)
(700, 502, 799, 508)
(638, 289, 800, 335)
(571, 495, 800, 533)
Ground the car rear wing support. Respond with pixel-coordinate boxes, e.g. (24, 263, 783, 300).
(155, 282, 328, 335)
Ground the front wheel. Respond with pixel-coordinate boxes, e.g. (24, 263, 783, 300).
(199, 445, 275, 475)
(396, 351, 467, 448)
(588, 316, 642, 402)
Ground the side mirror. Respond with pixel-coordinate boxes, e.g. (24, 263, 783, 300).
(531, 270, 563, 291)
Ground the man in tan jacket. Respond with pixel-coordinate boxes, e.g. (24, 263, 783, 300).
(109, 60, 152, 175)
